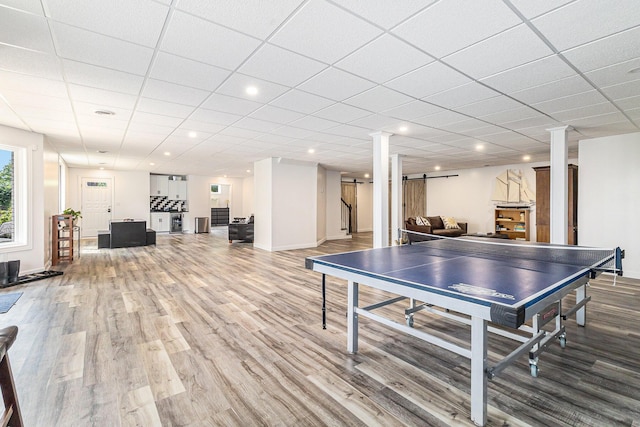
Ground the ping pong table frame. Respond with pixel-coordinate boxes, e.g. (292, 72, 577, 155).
(309, 260, 599, 427)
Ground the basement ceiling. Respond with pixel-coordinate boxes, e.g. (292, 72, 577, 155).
(0, 0, 639, 178)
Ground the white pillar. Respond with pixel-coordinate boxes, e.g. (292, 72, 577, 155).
(391, 154, 403, 245)
(548, 126, 569, 245)
(370, 131, 391, 248)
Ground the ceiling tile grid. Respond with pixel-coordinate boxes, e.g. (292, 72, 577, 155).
(0, 1, 638, 177)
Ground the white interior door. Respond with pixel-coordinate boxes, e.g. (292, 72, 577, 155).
(81, 177, 113, 237)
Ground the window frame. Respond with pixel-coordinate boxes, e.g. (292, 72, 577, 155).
(0, 143, 31, 253)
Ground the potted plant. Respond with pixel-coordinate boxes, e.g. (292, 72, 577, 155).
(63, 208, 82, 224)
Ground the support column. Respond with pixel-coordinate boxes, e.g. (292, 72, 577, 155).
(391, 154, 403, 245)
(548, 126, 569, 244)
(370, 131, 391, 248)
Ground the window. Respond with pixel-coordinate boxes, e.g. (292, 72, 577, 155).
(0, 144, 27, 251)
(0, 148, 14, 243)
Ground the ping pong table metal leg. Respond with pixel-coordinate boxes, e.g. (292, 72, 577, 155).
(575, 284, 587, 326)
(347, 280, 359, 354)
(322, 274, 326, 329)
(470, 316, 488, 426)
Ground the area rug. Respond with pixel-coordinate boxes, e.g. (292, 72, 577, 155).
(0, 292, 23, 314)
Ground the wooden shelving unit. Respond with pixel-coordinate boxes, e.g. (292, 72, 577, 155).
(52, 214, 73, 265)
(495, 207, 530, 241)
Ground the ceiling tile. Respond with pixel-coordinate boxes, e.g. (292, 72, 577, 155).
(343, 86, 414, 112)
(443, 24, 553, 79)
(200, 93, 262, 116)
(150, 52, 231, 91)
(131, 111, 184, 127)
(136, 97, 195, 118)
(0, 0, 44, 14)
(601, 79, 640, 101)
(297, 67, 375, 101)
(337, 0, 436, 29)
(0, 7, 53, 52)
(532, 90, 609, 115)
(562, 26, 640, 73)
(348, 113, 402, 130)
(0, 71, 67, 98)
(480, 55, 577, 94)
(270, 89, 334, 114)
(413, 110, 469, 127)
(456, 95, 524, 117)
(248, 105, 306, 124)
(270, 0, 382, 63)
(392, 0, 521, 58)
(177, 120, 226, 135)
(314, 103, 370, 122)
(381, 100, 444, 120)
(585, 57, 640, 87)
(52, 22, 154, 75)
(176, 0, 304, 39)
(67, 84, 138, 110)
(289, 115, 340, 132)
(189, 108, 242, 126)
(234, 117, 283, 133)
(216, 73, 290, 104)
(552, 103, 619, 122)
(532, 0, 640, 51)
(238, 43, 327, 87)
(0, 45, 62, 80)
(63, 60, 145, 94)
(335, 34, 434, 83)
(44, 0, 169, 47)
(508, 0, 574, 19)
(161, 11, 261, 69)
(142, 79, 210, 106)
(424, 82, 500, 109)
(385, 61, 472, 98)
(508, 75, 593, 104)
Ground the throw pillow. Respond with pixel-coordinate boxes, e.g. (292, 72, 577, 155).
(441, 216, 460, 230)
(419, 216, 430, 226)
(415, 216, 425, 226)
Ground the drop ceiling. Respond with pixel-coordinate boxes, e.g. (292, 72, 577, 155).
(0, 0, 638, 178)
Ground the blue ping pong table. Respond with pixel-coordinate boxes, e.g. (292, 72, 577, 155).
(305, 236, 622, 426)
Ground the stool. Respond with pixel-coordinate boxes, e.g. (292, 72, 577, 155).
(0, 326, 23, 427)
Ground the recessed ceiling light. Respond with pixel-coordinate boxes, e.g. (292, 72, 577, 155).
(435, 165, 441, 171)
(246, 169, 251, 173)
(98, 162, 106, 165)
(523, 155, 531, 161)
(475, 144, 484, 151)
(308, 148, 315, 154)
(399, 126, 408, 132)
(150, 162, 155, 166)
(99, 167, 104, 170)
(188, 131, 197, 138)
(94, 110, 115, 116)
(364, 173, 370, 178)
(628, 67, 640, 74)
(96, 150, 108, 154)
(164, 152, 171, 156)
(223, 175, 227, 178)
(246, 86, 258, 96)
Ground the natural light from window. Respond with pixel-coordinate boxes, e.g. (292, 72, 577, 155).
(0, 149, 14, 243)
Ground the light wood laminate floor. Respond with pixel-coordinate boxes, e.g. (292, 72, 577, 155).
(1, 230, 639, 426)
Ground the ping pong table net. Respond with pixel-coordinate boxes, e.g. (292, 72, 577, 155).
(401, 229, 623, 276)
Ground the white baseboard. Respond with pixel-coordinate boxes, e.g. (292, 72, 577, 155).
(327, 234, 352, 240)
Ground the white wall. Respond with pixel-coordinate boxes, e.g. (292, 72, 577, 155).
(254, 158, 318, 251)
(242, 176, 254, 216)
(43, 138, 61, 267)
(356, 181, 373, 232)
(316, 166, 326, 244)
(188, 175, 244, 232)
(579, 133, 640, 278)
(68, 168, 150, 235)
(0, 125, 45, 273)
(326, 170, 348, 240)
(253, 158, 273, 250)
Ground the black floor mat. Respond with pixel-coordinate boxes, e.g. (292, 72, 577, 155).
(0, 270, 63, 288)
